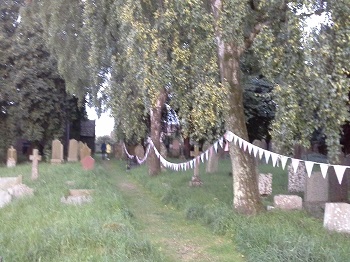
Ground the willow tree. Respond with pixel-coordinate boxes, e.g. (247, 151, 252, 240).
(208, 0, 349, 214)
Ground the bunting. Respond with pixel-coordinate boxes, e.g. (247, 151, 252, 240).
(122, 130, 350, 184)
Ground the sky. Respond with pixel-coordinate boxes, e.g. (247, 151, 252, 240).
(86, 107, 114, 137)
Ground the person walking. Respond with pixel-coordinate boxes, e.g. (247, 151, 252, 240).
(106, 143, 111, 160)
(101, 142, 107, 160)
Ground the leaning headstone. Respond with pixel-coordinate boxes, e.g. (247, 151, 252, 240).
(134, 145, 145, 159)
(30, 149, 42, 180)
(51, 139, 64, 164)
(274, 195, 303, 210)
(7, 146, 17, 168)
(323, 203, 350, 234)
(259, 173, 272, 196)
(81, 156, 95, 171)
(80, 143, 91, 160)
(171, 139, 181, 158)
(67, 139, 79, 162)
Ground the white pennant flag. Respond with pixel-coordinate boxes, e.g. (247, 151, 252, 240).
(200, 153, 205, 163)
(190, 160, 193, 168)
(205, 150, 209, 161)
(242, 140, 248, 151)
(259, 148, 265, 160)
(291, 158, 300, 173)
(219, 137, 224, 148)
(252, 145, 259, 158)
(214, 142, 218, 153)
(280, 155, 289, 170)
(247, 143, 253, 154)
(225, 131, 234, 142)
(271, 153, 279, 167)
(233, 134, 238, 145)
(333, 165, 347, 184)
(319, 163, 329, 178)
(264, 151, 271, 164)
(238, 138, 243, 149)
(304, 161, 314, 177)
(154, 149, 160, 158)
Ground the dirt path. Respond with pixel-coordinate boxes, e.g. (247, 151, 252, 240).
(114, 173, 244, 262)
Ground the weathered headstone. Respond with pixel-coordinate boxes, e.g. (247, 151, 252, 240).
(7, 184, 34, 198)
(0, 176, 22, 190)
(78, 141, 84, 160)
(323, 203, 350, 234)
(67, 139, 79, 162)
(171, 139, 181, 158)
(0, 190, 12, 208)
(61, 189, 93, 205)
(134, 145, 145, 159)
(328, 154, 349, 202)
(259, 173, 272, 196)
(287, 162, 306, 193)
(51, 139, 64, 164)
(274, 195, 303, 210)
(30, 149, 42, 180)
(7, 146, 17, 168)
(81, 155, 95, 171)
(189, 145, 203, 187)
(80, 143, 91, 160)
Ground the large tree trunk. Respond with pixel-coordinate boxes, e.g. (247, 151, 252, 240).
(149, 88, 167, 176)
(211, 0, 263, 215)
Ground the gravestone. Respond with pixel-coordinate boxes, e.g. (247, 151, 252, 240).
(328, 154, 349, 202)
(61, 189, 93, 205)
(134, 145, 145, 159)
(274, 195, 303, 210)
(78, 141, 84, 160)
(0, 190, 12, 208)
(189, 145, 203, 187)
(67, 139, 79, 162)
(287, 162, 306, 193)
(30, 149, 42, 180)
(323, 203, 350, 234)
(81, 156, 95, 170)
(0, 176, 22, 190)
(80, 143, 91, 160)
(204, 142, 219, 173)
(259, 173, 272, 196)
(7, 146, 17, 168)
(171, 139, 181, 158)
(51, 139, 64, 164)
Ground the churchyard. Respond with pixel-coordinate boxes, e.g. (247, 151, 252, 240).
(1, 146, 350, 261)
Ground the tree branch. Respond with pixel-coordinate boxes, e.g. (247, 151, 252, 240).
(243, 20, 270, 52)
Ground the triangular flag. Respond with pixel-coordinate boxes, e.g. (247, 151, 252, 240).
(242, 140, 248, 151)
(333, 165, 347, 184)
(238, 138, 243, 149)
(224, 141, 229, 152)
(200, 153, 205, 163)
(233, 134, 238, 145)
(319, 163, 329, 178)
(264, 151, 271, 164)
(304, 161, 314, 177)
(214, 142, 218, 153)
(259, 148, 264, 160)
(247, 143, 253, 154)
(225, 131, 234, 142)
(280, 155, 289, 170)
(190, 160, 194, 168)
(252, 145, 259, 158)
(219, 137, 224, 148)
(154, 149, 160, 158)
(291, 158, 300, 173)
(205, 149, 209, 160)
(271, 153, 279, 167)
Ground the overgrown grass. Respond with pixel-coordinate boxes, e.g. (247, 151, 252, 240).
(0, 161, 163, 261)
(127, 158, 350, 262)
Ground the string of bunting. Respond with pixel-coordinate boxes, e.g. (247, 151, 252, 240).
(123, 131, 350, 184)
(123, 142, 152, 165)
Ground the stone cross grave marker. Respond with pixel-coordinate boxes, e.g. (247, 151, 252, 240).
(67, 139, 79, 162)
(7, 146, 17, 168)
(189, 145, 203, 186)
(51, 139, 64, 164)
(30, 149, 42, 180)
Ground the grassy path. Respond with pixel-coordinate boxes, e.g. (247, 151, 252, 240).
(111, 166, 244, 262)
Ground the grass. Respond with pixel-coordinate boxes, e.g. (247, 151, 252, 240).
(1, 158, 350, 261)
(0, 162, 163, 261)
(128, 158, 350, 262)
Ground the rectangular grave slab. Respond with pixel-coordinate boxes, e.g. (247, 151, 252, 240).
(324, 203, 350, 234)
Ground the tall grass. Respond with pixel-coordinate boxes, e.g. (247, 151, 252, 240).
(128, 158, 350, 262)
(0, 162, 163, 261)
